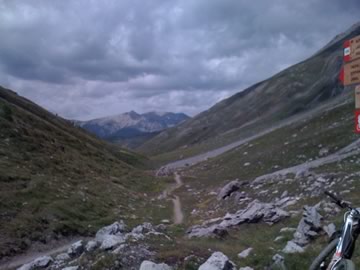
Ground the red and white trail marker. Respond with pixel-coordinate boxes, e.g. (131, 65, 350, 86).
(344, 40, 351, 62)
(355, 110, 360, 134)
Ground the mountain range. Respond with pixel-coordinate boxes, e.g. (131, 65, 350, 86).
(75, 111, 189, 148)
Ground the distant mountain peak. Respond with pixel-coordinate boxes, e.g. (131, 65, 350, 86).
(77, 110, 190, 147)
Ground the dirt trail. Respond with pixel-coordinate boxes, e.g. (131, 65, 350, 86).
(172, 195, 184, 224)
(160, 172, 184, 224)
(171, 172, 184, 224)
(0, 238, 86, 270)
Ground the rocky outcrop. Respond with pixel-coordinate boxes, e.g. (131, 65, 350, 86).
(293, 205, 323, 246)
(95, 221, 127, 250)
(187, 200, 289, 238)
(217, 180, 248, 200)
(199, 252, 236, 270)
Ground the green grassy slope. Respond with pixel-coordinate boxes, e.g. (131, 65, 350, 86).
(0, 86, 167, 258)
(139, 23, 360, 160)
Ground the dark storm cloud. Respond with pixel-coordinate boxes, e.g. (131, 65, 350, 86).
(0, 0, 359, 119)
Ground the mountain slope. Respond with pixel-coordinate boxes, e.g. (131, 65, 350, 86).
(0, 86, 168, 259)
(76, 111, 189, 148)
(139, 23, 360, 158)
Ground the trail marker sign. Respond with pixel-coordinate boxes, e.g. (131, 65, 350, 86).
(343, 58, 360, 86)
(343, 35, 360, 134)
(344, 36, 360, 63)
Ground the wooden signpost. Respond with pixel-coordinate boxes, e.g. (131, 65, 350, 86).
(341, 34, 360, 133)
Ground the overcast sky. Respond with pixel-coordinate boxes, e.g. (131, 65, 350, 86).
(0, 0, 359, 120)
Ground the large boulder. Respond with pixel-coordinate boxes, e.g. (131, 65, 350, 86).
(217, 180, 240, 200)
(198, 252, 236, 270)
(293, 205, 323, 246)
(139, 260, 172, 270)
(95, 221, 127, 250)
(219, 200, 290, 227)
(95, 221, 127, 241)
(17, 256, 53, 270)
(217, 180, 248, 200)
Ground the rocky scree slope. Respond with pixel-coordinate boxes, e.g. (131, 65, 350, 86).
(139, 23, 360, 159)
(0, 86, 166, 260)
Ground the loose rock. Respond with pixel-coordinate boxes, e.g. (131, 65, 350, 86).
(237, 248, 253, 259)
(199, 252, 236, 270)
(139, 260, 172, 270)
(282, 241, 305, 254)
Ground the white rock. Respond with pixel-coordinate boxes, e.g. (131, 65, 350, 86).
(95, 221, 126, 242)
(274, 236, 284, 242)
(244, 162, 251, 167)
(282, 241, 305, 254)
(62, 267, 79, 270)
(237, 248, 253, 259)
(95, 221, 127, 250)
(199, 252, 236, 270)
(280, 227, 296, 233)
(139, 260, 172, 270)
(100, 235, 126, 250)
(239, 268, 253, 270)
(55, 253, 70, 261)
(161, 219, 171, 224)
(67, 240, 84, 257)
(85, 240, 98, 252)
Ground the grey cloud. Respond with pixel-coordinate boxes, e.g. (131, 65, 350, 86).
(0, 0, 359, 119)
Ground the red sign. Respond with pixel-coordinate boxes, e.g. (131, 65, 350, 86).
(355, 110, 360, 133)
